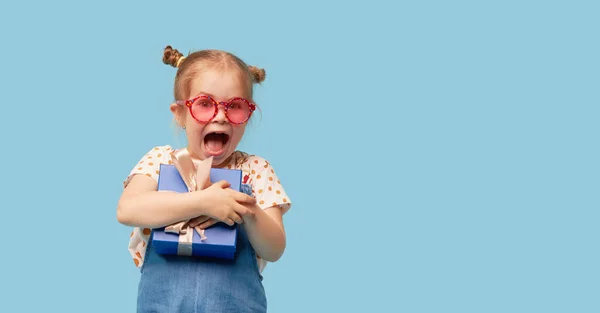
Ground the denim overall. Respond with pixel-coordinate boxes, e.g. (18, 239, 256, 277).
(137, 224, 267, 313)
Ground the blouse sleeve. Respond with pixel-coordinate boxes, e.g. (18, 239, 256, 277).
(123, 146, 172, 188)
(249, 157, 292, 214)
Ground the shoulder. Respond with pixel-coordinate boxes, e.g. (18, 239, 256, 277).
(232, 151, 292, 212)
(233, 151, 284, 185)
(138, 145, 176, 163)
(233, 151, 268, 166)
(145, 145, 175, 157)
(124, 145, 176, 187)
(233, 151, 272, 171)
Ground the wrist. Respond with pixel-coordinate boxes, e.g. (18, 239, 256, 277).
(189, 190, 210, 216)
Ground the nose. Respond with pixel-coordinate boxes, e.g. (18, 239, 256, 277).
(211, 102, 228, 124)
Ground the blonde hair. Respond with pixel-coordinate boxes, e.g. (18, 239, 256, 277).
(162, 45, 266, 101)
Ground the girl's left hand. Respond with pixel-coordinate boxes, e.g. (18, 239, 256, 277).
(188, 215, 212, 228)
(194, 217, 219, 230)
(191, 205, 256, 229)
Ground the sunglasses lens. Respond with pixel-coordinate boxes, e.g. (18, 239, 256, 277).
(227, 99, 251, 123)
(191, 98, 215, 122)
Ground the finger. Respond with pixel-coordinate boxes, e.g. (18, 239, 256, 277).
(230, 191, 256, 204)
(189, 216, 210, 228)
(190, 215, 210, 223)
(212, 180, 231, 189)
(229, 213, 243, 225)
(231, 204, 254, 219)
(199, 219, 218, 229)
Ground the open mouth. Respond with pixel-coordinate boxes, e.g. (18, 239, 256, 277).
(204, 132, 230, 155)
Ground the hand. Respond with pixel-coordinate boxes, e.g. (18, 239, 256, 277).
(188, 216, 218, 230)
(188, 215, 223, 229)
(195, 180, 256, 226)
(191, 204, 258, 229)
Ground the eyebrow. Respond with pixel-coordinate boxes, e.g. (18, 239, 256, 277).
(191, 91, 249, 101)
(192, 91, 214, 98)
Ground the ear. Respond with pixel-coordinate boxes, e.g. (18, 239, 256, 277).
(170, 103, 186, 127)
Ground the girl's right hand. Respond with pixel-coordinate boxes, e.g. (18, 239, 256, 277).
(197, 180, 256, 226)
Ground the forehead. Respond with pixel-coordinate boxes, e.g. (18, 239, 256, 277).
(188, 67, 251, 100)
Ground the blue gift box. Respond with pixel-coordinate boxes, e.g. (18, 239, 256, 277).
(152, 164, 252, 260)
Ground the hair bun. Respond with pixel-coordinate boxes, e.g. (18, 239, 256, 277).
(248, 66, 266, 83)
(163, 45, 185, 68)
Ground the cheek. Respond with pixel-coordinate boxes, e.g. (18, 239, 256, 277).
(183, 111, 202, 129)
(230, 126, 246, 143)
(183, 120, 205, 141)
(186, 123, 204, 136)
(185, 130, 204, 147)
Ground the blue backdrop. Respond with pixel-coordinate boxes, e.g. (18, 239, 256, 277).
(0, 1, 598, 312)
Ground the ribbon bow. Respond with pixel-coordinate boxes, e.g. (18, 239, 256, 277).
(163, 149, 213, 256)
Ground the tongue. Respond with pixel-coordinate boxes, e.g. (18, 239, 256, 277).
(206, 139, 223, 151)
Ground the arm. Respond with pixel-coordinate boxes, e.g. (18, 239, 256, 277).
(118, 146, 203, 228)
(193, 156, 292, 261)
(241, 159, 292, 262)
(117, 174, 256, 229)
(243, 205, 286, 262)
(117, 174, 204, 229)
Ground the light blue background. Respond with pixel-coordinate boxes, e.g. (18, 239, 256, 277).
(0, 0, 598, 312)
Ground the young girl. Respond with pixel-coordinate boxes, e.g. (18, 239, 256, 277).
(117, 46, 292, 312)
